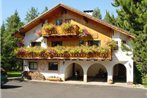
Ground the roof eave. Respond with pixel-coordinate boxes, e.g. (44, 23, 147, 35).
(16, 3, 135, 39)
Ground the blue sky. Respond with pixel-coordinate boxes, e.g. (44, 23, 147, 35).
(0, 0, 117, 26)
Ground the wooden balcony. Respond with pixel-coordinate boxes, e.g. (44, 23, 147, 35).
(16, 46, 112, 61)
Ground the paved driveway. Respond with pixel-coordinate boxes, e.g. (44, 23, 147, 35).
(1, 80, 147, 98)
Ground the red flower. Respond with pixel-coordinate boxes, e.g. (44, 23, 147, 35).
(36, 31, 42, 36)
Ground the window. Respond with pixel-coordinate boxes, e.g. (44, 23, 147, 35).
(48, 62, 58, 71)
(56, 19, 62, 26)
(79, 40, 85, 46)
(114, 41, 118, 50)
(88, 40, 101, 46)
(31, 42, 41, 47)
(51, 41, 62, 47)
(65, 19, 71, 23)
(29, 62, 38, 70)
(122, 40, 126, 44)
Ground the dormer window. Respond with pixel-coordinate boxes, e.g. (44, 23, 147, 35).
(31, 42, 41, 47)
(56, 19, 62, 26)
(65, 19, 71, 23)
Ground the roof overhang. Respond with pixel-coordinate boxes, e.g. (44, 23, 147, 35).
(14, 3, 135, 39)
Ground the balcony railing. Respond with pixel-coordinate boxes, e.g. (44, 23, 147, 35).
(41, 23, 90, 37)
(15, 46, 112, 60)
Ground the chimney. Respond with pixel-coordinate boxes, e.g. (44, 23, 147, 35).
(83, 10, 93, 16)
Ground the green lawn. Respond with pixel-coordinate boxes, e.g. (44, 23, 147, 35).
(7, 71, 22, 77)
(143, 84, 147, 88)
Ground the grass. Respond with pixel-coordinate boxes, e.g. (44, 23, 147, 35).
(7, 71, 22, 77)
(143, 84, 147, 88)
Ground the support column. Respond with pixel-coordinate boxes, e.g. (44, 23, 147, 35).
(83, 66, 88, 83)
(23, 60, 29, 71)
(126, 60, 134, 84)
(60, 62, 66, 81)
(84, 74, 87, 83)
(107, 67, 113, 84)
(61, 74, 65, 81)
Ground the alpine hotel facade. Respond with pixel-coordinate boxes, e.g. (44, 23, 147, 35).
(15, 4, 134, 84)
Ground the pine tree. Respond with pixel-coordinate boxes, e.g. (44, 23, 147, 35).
(1, 22, 5, 34)
(1, 22, 5, 41)
(42, 6, 48, 13)
(92, 7, 102, 19)
(1, 22, 6, 62)
(25, 7, 40, 23)
(1, 11, 23, 70)
(104, 11, 116, 25)
(112, 0, 147, 83)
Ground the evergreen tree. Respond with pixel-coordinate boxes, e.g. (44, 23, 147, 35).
(112, 0, 147, 82)
(1, 22, 5, 34)
(25, 7, 39, 23)
(1, 22, 6, 41)
(42, 6, 48, 13)
(0, 22, 6, 62)
(104, 11, 116, 25)
(92, 7, 102, 19)
(1, 11, 23, 70)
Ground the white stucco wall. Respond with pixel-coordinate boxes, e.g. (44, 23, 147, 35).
(22, 24, 134, 83)
(24, 24, 47, 48)
(112, 31, 133, 62)
(23, 59, 133, 83)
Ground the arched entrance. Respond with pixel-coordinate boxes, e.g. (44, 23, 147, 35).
(113, 64, 126, 82)
(87, 63, 107, 82)
(65, 63, 84, 81)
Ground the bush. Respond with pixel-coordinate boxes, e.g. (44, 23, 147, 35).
(134, 65, 142, 84)
(142, 74, 147, 84)
(62, 23, 72, 31)
(42, 23, 54, 30)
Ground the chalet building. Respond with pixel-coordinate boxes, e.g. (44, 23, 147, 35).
(15, 4, 134, 84)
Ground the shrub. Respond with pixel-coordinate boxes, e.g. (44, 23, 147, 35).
(121, 42, 132, 51)
(42, 23, 54, 30)
(62, 23, 72, 31)
(142, 74, 147, 84)
(79, 28, 90, 37)
(107, 40, 118, 50)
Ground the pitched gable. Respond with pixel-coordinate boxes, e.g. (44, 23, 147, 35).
(15, 3, 134, 38)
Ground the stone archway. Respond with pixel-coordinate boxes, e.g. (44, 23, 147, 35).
(87, 63, 107, 82)
(113, 63, 126, 83)
(65, 63, 84, 81)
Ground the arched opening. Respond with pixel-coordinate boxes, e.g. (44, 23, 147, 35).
(65, 63, 83, 81)
(87, 63, 107, 82)
(113, 64, 126, 83)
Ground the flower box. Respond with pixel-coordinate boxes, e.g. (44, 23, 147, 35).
(47, 77, 61, 81)
(15, 46, 112, 60)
